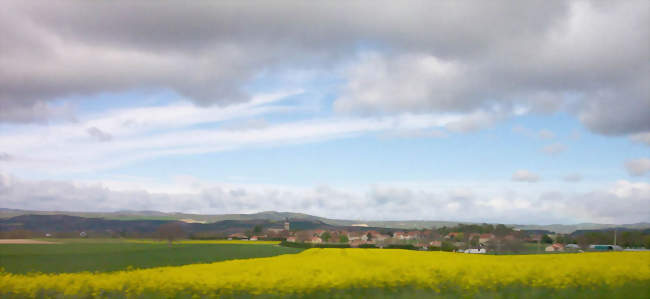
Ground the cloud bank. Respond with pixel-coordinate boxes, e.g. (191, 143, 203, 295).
(1, 174, 648, 224)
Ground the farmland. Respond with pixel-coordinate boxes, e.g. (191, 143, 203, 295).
(1, 246, 648, 298)
(0, 239, 301, 274)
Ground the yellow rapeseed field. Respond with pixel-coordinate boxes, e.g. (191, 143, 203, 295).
(1, 249, 649, 297)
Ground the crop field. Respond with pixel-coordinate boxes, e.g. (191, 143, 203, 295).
(0, 239, 300, 274)
(1, 247, 649, 298)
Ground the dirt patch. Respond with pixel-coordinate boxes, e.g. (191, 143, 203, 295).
(0, 239, 59, 244)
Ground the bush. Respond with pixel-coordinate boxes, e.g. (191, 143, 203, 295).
(280, 241, 351, 249)
(441, 241, 456, 252)
(314, 243, 351, 248)
(357, 244, 378, 249)
(385, 244, 417, 250)
(280, 241, 312, 248)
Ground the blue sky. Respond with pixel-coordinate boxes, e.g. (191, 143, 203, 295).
(0, 1, 648, 224)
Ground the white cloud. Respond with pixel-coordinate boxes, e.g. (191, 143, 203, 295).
(334, 53, 466, 114)
(383, 128, 448, 139)
(0, 92, 492, 174)
(625, 158, 650, 176)
(512, 170, 541, 183)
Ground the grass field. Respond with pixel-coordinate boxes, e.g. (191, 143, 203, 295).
(0, 239, 302, 274)
(1, 247, 648, 298)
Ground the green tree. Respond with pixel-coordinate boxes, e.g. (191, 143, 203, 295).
(455, 232, 464, 241)
(542, 234, 553, 244)
(253, 225, 263, 234)
(366, 232, 372, 241)
(440, 241, 456, 252)
(494, 224, 510, 237)
(321, 231, 331, 242)
(470, 236, 479, 248)
(339, 235, 349, 243)
(157, 222, 186, 246)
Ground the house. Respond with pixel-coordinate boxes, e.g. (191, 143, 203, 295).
(347, 231, 367, 241)
(429, 240, 442, 247)
(406, 231, 420, 240)
(266, 228, 285, 234)
(313, 229, 326, 236)
(468, 233, 481, 240)
(503, 234, 517, 241)
(349, 239, 366, 247)
(445, 232, 462, 240)
(393, 232, 406, 240)
(545, 243, 565, 252)
(374, 234, 390, 242)
(364, 230, 389, 242)
(479, 234, 495, 244)
(308, 236, 322, 244)
(249, 235, 266, 241)
(228, 233, 248, 240)
(286, 236, 297, 242)
(526, 234, 542, 242)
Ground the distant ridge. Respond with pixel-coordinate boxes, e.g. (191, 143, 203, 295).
(1, 208, 648, 234)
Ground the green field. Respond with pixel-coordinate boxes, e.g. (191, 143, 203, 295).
(0, 239, 303, 274)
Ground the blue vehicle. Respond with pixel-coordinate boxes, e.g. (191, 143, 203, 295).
(589, 244, 623, 251)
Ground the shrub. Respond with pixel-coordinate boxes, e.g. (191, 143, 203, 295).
(385, 244, 417, 250)
(358, 244, 378, 249)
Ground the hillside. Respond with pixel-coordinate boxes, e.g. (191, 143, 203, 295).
(1, 208, 648, 234)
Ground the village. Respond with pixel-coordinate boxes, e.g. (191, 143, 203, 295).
(225, 219, 609, 253)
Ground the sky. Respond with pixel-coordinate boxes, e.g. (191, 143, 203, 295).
(0, 0, 649, 225)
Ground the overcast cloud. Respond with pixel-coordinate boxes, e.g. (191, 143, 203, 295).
(1, 1, 648, 139)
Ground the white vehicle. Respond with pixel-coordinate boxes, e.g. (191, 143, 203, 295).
(463, 248, 486, 254)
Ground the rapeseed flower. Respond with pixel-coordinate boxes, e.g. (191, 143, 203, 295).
(1, 249, 648, 297)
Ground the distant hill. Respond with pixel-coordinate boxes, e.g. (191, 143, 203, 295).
(0, 214, 338, 236)
(0, 208, 322, 222)
(1, 208, 648, 234)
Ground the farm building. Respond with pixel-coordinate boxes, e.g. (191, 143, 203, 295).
(308, 236, 322, 244)
(545, 243, 565, 252)
(228, 233, 248, 240)
(566, 244, 580, 249)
